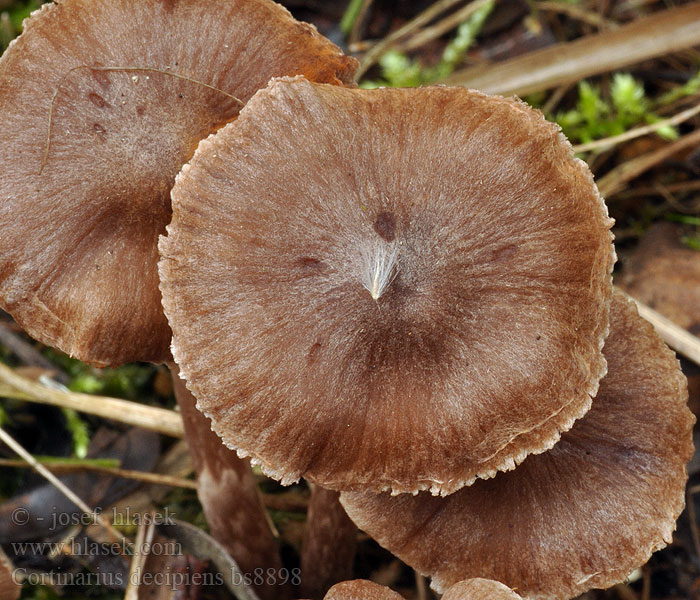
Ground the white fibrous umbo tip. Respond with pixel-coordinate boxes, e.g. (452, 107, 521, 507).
(360, 241, 398, 301)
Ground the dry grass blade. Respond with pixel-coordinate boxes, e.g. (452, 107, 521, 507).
(399, 0, 495, 53)
(620, 289, 700, 367)
(534, 1, 617, 29)
(573, 101, 700, 153)
(124, 519, 155, 600)
(0, 362, 184, 437)
(0, 321, 66, 379)
(0, 426, 129, 548)
(597, 128, 700, 197)
(443, 4, 700, 95)
(349, 0, 376, 45)
(356, 0, 466, 78)
(0, 457, 197, 489)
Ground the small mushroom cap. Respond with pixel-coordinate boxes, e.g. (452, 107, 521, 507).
(443, 579, 523, 600)
(160, 77, 614, 494)
(322, 580, 403, 600)
(340, 291, 694, 599)
(0, 0, 356, 366)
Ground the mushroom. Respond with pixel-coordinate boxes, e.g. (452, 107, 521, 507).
(0, 2, 356, 596)
(305, 578, 524, 599)
(159, 76, 615, 495)
(340, 291, 694, 599)
(0, 0, 355, 366)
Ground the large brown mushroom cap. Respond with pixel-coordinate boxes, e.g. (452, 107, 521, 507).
(340, 291, 694, 598)
(0, 0, 356, 366)
(443, 579, 524, 600)
(159, 77, 614, 494)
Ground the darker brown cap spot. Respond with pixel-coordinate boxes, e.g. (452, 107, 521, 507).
(373, 211, 396, 242)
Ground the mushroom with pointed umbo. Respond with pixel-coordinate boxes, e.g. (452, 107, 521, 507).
(0, 2, 357, 597)
(340, 291, 694, 599)
(158, 75, 615, 496)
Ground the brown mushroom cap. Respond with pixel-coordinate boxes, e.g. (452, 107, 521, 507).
(321, 580, 403, 600)
(621, 221, 700, 331)
(340, 291, 694, 598)
(443, 579, 523, 600)
(0, 0, 356, 366)
(159, 77, 614, 494)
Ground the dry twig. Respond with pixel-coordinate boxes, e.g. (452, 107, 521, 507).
(0, 426, 128, 548)
(597, 128, 700, 196)
(0, 457, 197, 489)
(534, 1, 616, 29)
(398, 0, 494, 53)
(0, 362, 184, 437)
(620, 289, 700, 367)
(443, 4, 700, 95)
(356, 0, 466, 78)
(573, 101, 700, 153)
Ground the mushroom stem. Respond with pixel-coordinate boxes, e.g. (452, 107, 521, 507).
(168, 363, 288, 600)
(300, 485, 358, 599)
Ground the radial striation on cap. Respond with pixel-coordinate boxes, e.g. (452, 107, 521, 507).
(160, 77, 614, 494)
(0, 0, 356, 366)
(341, 292, 694, 598)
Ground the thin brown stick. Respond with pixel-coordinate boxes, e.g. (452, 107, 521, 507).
(614, 583, 640, 600)
(349, 0, 376, 45)
(399, 0, 494, 53)
(0, 425, 128, 549)
(0, 362, 184, 437)
(597, 128, 700, 197)
(573, 100, 700, 153)
(534, 1, 616, 29)
(415, 571, 429, 600)
(0, 457, 197, 489)
(541, 83, 573, 114)
(687, 487, 700, 559)
(0, 320, 68, 381)
(124, 519, 155, 600)
(40, 65, 244, 175)
(641, 567, 651, 600)
(444, 4, 700, 95)
(619, 289, 700, 367)
(356, 0, 466, 78)
(614, 179, 700, 199)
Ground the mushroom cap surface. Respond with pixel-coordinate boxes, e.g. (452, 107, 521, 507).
(322, 580, 403, 600)
(0, 0, 356, 366)
(160, 77, 614, 494)
(443, 579, 523, 600)
(340, 292, 694, 598)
